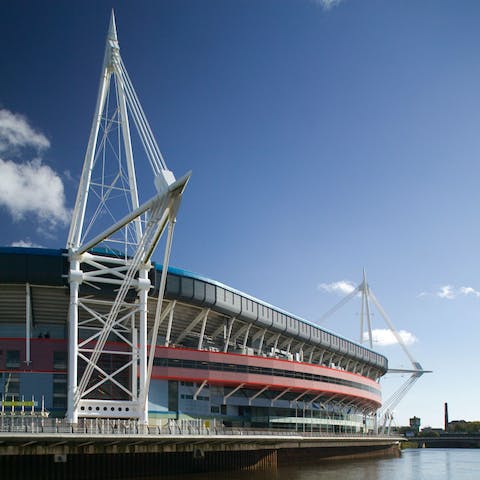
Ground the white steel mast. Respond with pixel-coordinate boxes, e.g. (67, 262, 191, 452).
(318, 270, 430, 432)
(66, 12, 190, 424)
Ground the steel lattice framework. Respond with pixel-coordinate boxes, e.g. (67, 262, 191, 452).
(66, 12, 190, 424)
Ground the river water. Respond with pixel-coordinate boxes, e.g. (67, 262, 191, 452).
(175, 449, 480, 480)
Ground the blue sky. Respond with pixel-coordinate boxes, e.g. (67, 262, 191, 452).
(1, 0, 480, 428)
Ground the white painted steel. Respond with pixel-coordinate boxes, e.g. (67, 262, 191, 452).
(317, 270, 430, 432)
(67, 259, 80, 423)
(271, 388, 291, 404)
(197, 309, 209, 350)
(223, 317, 235, 352)
(25, 283, 31, 365)
(249, 386, 269, 405)
(193, 380, 208, 401)
(164, 300, 176, 347)
(66, 12, 189, 423)
(223, 384, 245, 403)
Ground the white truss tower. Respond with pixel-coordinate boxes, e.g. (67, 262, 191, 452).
(66, 12, 190, 424)
(319, 270, 430, 432)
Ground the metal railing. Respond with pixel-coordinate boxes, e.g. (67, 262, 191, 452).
(0, 416, 395, 438)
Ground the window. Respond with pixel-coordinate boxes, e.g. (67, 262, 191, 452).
(168, 380, 178, 412)
(53, 351, 67, 370)
(53, 396, 67, 410)
(211, 406, 220, 414)
(180, 393, 209, 401)
(53, 375, 67, 394)
(6, 350, 20, 369)
(52, 374, 67, 410)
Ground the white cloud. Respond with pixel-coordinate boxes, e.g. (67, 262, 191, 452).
(10, 240, 43, 248)
(363, 328, 417, 347)
(318, 280, 356, 295)
(437, 285, 455, 300)
(314, 0, 343, 10)
(0, 109, 50, 153)
(420, 285, 480, 300)
(459, 286, 480, 298)
(0, 158, 69, 227)
(0, 109, 69, 231)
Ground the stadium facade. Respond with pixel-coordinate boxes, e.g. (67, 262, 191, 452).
(0, 246, 387, 433)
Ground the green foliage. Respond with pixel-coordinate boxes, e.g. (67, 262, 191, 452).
(419, 429, 440, 437)
(401, 441, 419, 449)
(447, 421, 480, 434)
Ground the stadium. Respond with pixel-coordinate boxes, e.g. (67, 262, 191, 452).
(0, 246, 387, 433)
(0, 13, 390, 435)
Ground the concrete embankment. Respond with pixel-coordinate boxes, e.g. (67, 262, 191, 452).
(0, 432, 401, 478)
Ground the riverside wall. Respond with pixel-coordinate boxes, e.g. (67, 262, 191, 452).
(0, 430, 401, 478)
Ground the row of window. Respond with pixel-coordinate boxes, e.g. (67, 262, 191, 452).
(154, 357, 379, 395)
(180, 381, 209, 387)
(180, 394, 210, 401)
(2, 350, 67, 370)
(210, 405, 227, 414)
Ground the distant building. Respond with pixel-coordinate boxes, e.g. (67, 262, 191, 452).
(409, 416, 421, 434)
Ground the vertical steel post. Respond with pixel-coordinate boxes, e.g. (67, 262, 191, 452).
(67, 258, 81, 424)
(25, 283, 31, 365)
(132, 324, 138, 401)
(138, 267, 149, 424)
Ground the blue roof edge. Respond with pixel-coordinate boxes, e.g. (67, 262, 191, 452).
(0, 246, 67, 256)
(0, 247, 384, 358)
